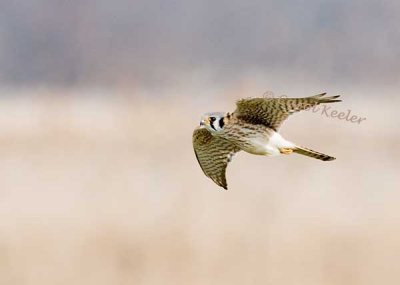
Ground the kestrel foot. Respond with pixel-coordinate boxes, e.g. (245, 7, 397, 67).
(279, 147, 294, 155)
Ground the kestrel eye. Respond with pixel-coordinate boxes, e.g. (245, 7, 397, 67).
(210, 117, 215, 122)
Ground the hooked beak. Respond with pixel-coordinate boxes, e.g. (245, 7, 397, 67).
(200, 118, 209, 126)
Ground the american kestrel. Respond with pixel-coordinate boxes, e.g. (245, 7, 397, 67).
(193, 93, 341, 189)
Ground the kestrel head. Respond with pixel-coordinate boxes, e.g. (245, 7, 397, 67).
(200, 112, 228, 133)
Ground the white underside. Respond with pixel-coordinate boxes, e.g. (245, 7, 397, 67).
(244, 132, 296, 156)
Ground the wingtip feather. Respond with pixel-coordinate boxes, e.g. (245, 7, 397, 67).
(316, 94, 342, 103)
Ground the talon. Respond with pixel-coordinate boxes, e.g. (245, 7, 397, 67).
(279, 148, 293, 155)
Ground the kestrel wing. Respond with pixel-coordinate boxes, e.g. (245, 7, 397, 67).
(234, 93, 341, 130)
(193, 127, 241, 190)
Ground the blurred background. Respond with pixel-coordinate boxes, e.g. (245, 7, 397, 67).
(0, 1, 399, 284)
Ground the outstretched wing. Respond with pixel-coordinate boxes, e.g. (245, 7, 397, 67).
(193, 127, 241, 190)
(234, 93, 341, 131)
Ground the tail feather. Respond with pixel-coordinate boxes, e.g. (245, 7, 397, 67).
(293, 146, 336, 161)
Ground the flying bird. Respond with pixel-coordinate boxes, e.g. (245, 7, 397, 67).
(193, 93, 341, 190)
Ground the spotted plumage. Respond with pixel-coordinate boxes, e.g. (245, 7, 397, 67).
(193, 93, 341, 190)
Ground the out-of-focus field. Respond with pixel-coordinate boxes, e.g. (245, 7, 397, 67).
(0, 89, 399, 285)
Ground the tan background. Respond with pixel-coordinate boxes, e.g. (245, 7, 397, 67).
(1, 1, 400, 284)
(0, 86, 398, 285)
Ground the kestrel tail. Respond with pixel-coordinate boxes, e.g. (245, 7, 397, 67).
(192, 92, 341, 190)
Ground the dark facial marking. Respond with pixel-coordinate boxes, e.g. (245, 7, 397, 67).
(218, 117, 225, 128)
(209, 117, 216, 130)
